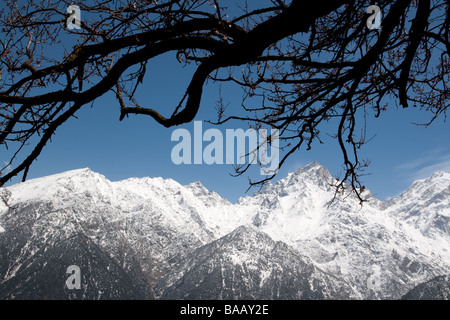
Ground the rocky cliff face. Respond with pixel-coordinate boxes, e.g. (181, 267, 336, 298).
(402, 274, 450, 300)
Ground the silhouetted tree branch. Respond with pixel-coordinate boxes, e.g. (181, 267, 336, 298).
(0, 0, 448, 203)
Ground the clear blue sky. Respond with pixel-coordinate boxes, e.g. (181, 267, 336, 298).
(2, 3, 449, 203)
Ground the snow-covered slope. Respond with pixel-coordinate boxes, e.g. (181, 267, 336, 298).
(233, 162, 450, 299)
(0, 168, 236, 298)
(0, 163, 449, 299)
(155, 225, 355, 299)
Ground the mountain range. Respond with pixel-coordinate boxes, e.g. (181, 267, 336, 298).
(0, 162, 449, 299)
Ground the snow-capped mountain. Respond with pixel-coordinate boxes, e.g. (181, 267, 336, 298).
(235, 162, 450, 299)
(0, 163, 449, 299)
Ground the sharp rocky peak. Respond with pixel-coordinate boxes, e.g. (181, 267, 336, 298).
(186, 180, 207, 192)
(394, 171, 450, 202)
(288, 161, 332, 181)
(258, 161, 335, 197)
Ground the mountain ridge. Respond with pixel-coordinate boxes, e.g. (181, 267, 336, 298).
(0, 162, 449, 299)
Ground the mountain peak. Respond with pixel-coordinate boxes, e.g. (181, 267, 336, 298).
(276, 161, 333, 191)
(29, 167, 96, 182)
(5, 167, 109, 204)
(304, 161, 322, 170)
(398, 170, 450, 200)
(303, 161, 332, 176)
(429, 170, 450, 181)
(187, 180, 205, 189)
(286, 161, 324, 177)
